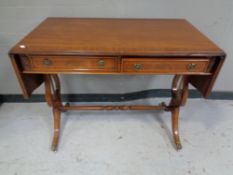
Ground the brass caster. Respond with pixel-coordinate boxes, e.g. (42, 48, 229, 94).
(51, 144, 58, 152)
(175, 142, 182, 150)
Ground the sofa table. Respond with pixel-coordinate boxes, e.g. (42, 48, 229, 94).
(9, 18, 225, 151)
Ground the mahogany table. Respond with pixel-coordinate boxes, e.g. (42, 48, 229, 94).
(9, 18, 225, 151)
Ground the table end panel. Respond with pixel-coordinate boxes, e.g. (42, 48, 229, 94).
(189, 56, 225, 98)
(9, 54, 44, 98)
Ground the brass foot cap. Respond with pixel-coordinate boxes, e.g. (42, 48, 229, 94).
(51, 144, 58, 152)
(175, 143, 182, 150)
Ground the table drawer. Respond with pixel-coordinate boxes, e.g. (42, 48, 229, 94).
(22, 56, 119, 73)
(122, 58, 211, 74)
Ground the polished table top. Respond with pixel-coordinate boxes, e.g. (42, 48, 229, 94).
(10, 18, 224, 57)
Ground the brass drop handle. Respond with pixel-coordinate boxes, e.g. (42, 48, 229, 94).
(134, 64, 142, 71)
(187, 63, 196, 71)
(43, 58, 52, 66)
(98, 59, 105, 68)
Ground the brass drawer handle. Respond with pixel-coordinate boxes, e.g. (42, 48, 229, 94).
(43, 58, 52, 66)
(187, 63, 196, 71)
(98, 60, 105, 68)
(134, 64, 142, 71)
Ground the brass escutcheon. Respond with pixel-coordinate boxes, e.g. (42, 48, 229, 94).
(134, 64, 142, 71)
(187, 63, 196, 71)
(43, 58, 52, 66)
(98, 59, 105, 68)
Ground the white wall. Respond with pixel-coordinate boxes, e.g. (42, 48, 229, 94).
(0, 0, 233, 94)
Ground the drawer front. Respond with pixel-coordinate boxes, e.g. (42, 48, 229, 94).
(122, 58, 211, 74)
(22, 56, 119, 73)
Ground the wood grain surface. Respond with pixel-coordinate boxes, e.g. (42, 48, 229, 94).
(10, 18, 224, 57)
